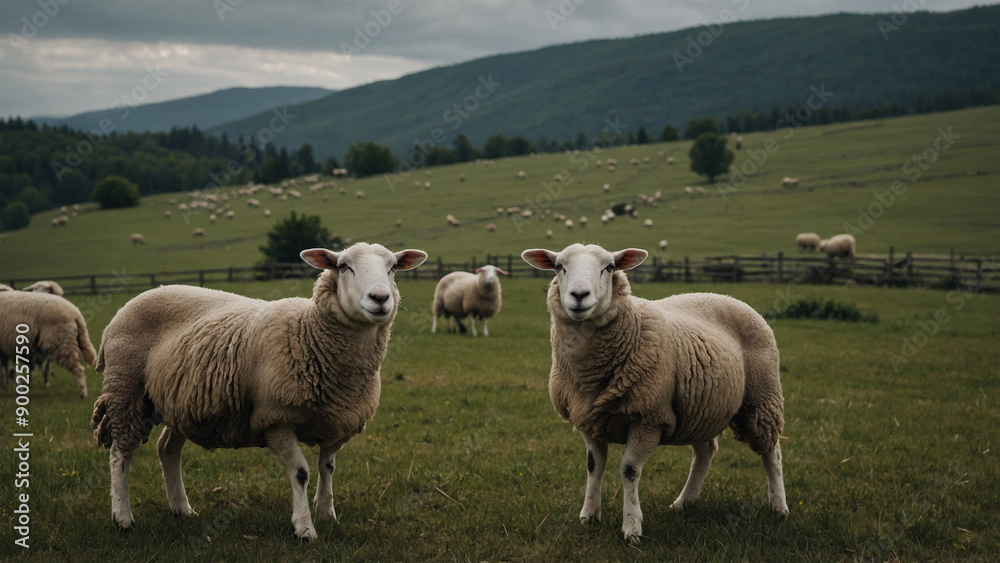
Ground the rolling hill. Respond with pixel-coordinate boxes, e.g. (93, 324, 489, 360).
(32, 86, 333, 134)
(208, 7, 999, 160)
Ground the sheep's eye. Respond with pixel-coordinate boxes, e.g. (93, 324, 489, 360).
(554, 263, 564, 273)
(338, 263, 353, 274)
(604, 264, 614, 273)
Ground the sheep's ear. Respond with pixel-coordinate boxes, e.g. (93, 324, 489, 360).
(522, 249, 558, 270)
(300, 248, 340, 270)
(394, 249, 427, 271)
(496, 268, 510, 276)
(474, 267, 484, 274)
(612, 248, 647, 271)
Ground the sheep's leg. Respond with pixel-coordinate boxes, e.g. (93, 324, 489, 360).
(43, 359, 51, 387)
(482, 318, 489, 337)
(313, 445, 341, 522)
(157, 426, 195, 516)
(761, 443, 789, 516)
(431, 313, 438, 333)
(109, 441, 136, 529)
(579, 433, 607, 524)
(670, 437, 718, 509)
(266, 427, 317, 540)
(620, 425, 660, 545)
(470, 317, 478, 337)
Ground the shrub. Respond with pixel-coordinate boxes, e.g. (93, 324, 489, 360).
(92, 175, 140, 209)
(1, 201, 31, 232)
(764, 296, 878, 323)
(259, 211, 339, 264)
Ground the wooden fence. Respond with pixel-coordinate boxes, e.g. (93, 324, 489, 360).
(5, 248, 996, 296)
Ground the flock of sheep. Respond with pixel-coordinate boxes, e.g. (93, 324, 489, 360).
(795, 232, 857, 258)
(2, 236, 796, 545)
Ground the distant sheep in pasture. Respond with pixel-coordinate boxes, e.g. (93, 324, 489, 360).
(130, 233, 146, 245)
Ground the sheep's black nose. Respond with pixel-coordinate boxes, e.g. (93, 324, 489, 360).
(570, 290, 590, 302)
(369, 292, 390, 304)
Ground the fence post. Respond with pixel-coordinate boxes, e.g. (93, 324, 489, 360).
(905, 252, 913, 286)
(90, 275, 97, 294)
(508, 254, 513, 276)
(472, 256, 477, 271)
(886, 246, 894, 286)
(777, 252, 784, 283)
(228, 267, 234, 283)
(684, 256, 690, 283)
(150, 274, 156, 288)
(199, 270, 205, 287)
(437, 257, 443, 277)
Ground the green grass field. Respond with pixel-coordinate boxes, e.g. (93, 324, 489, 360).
(2, 106, 998, 281)
(0, 107, 998, 560)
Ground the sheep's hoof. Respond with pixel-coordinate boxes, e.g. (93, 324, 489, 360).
(624, 532, 642, 546)
(112, 514, 135, 532)
(669, 499, 692, 511)
(772, 504, 789, 518)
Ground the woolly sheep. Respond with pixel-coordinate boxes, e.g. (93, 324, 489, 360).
(521, 244, 788, 544)
(209, 214, 217, 224)
(192, 228, 205, 237)
(130, 233, 146, 245)
(643, 219, 653, 228)
(486, 223, 496, 232)
(90, 242, 427, 539)
(264, 209, 272, 218)
(0, 284, 13, 291)
(795, 232, 821, 251)
(820, 233, 856, 258)
(22, 280, 65, 296)
(565, 219, 574, 230)
(0, 291, 96, 398)
(164, 210, 172, 219)
(355, 190, 366, 199)
(659, 239, 668, 250)
(431, 265, 508, 337)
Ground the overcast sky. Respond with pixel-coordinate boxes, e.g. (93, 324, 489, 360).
(0, 0, 994, 118)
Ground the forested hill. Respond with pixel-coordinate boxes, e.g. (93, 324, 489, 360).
(209, 6, 999, 160)
(33, 86, 332, 134)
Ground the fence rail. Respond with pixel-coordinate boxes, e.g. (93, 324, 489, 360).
(5, 248, 996, 296)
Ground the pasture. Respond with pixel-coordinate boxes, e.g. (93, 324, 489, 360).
(2, 106, 998, 281)
(0, 106, 998, 560)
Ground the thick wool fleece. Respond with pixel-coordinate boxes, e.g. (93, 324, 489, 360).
(92, 269, 392, 453)
(547, 273, 783, 453)
(433, 271, 501, 321)
(0, 291, 96, 376)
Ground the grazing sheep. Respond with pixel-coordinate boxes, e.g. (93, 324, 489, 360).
(565, 219, 574, 230)
(546, 229, 553, 239)
(192, 228, 205, 237)
(496, 207, 505, 216)
(517, 170, 527, 180)
(90, 243, 427, 539)
(666, 157, 676, 165)
(226, 210, 235, 220)
(458, 174, 466, 182)
(209, 214, 217, 224)
(521, 244, 787, 544)
(820, 233, 856, 258)
(795, 232, 821, 252)
(396, 219, 403, 228)
(22, 280, 65, 296)
(164, 210, 172, 219)
(431, 265, 507, 337)
(264, 209, 271, 218)
(643, 219, 653, 228)
(355, 190, 366, 199)
(0, 291, 96, 398)
(73, 204, 80, 212)
(684, 186, 693, 195)
(781, 177, 799, 188)
(130, 233, 146, 245)
(51, 216, 69, 227)
(486, 223, 497, 233)
(659, 240, 668, 251)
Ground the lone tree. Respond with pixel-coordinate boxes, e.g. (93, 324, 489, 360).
(259, 211, 340, 264)
(345, 141, 396, 178)
(92, 175, 140, 209)
(659, 124, 679, 142)
(683, 117, 720, 140)
(688, 132, 734, 183)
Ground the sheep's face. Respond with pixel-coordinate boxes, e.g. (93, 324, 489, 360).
(522, 244, 646, 321)
(474, 265, 508, 288)
(301, 243, 427, 324)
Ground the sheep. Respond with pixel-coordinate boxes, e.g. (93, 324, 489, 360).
(643, 219, 653, 228)
(458, 174, 466, 182)
(209, 214, 217, 224)
(666, 156, 676, 165)
(795, 232, 821, 252)
(396, 219, 403, 228)
(781, 177, 799, 187)
(0, 284, 13, 291)
(565, 219, 574, 230)
(517, 170, 526, 180)
(164, 210, 172, 219)
(431, 265, 508, 337)
(486, 223, 497, 233)
(226, 210, 235, 220)
(22, 280, 65, 296)
(0, 290, 96, 398)
(192, 228, 205, 237)
(659, 239, 668, 250)
(546, 229, 553, 239)
(603, 183, 611, 193)
(51, 216, 68, 227)
(521, 244, 788, 544)
(820, 233, 856, 258)
(89, 242, 428, 539)
(264, 209, 271, 218)
(355, 190, 366, 199)
(579, 216, 588, 228)
(130, 233, 146, 245)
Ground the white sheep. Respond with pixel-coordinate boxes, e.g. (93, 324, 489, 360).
(659, 239, 668, 250)
(795, 232, 821, 251)
(164, 210, 172, 219)
(192, 228, 205, 237)
(486, 223, 497, 233)
(820, 233, 856, 258)
(0, 290, 96, 398)
(90, 242, 427, 539)
(431, 265, 508, 337)
(264, 209, 272, 218)
(130, 233, 146, 245)
(521, 244, 788, 544)
(22, 280, 65, 296)
(643, 219, 653, 228)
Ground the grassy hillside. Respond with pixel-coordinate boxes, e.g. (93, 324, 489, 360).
(2, 106, 997, 281)
(0, 277, 996, 560)
(32, 86, 332, 133)
(208, 7, 999, 160)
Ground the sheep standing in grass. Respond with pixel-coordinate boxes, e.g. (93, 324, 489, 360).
(0, 291, 95, 398)
(130, 233, 146, 245)
(820, 234, 856, 258)
(90, 243, 427, 539)
(795, 232, 821, 252)
(431, 265, 508, 337)
(521, 244, 788, 544)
